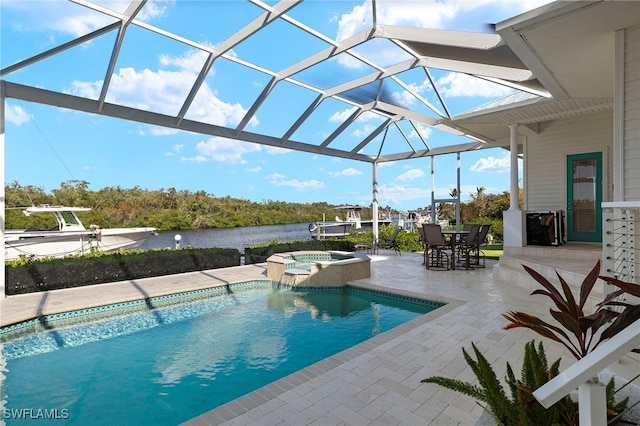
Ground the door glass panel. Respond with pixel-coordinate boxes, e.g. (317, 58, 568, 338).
(572, 159, 596, 233)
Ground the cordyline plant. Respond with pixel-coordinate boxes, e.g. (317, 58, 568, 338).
(503, 259, 640, 360)
(598, 274, 640, 339)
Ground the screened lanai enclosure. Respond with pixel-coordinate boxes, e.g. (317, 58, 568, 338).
(3, 0, 618, 280)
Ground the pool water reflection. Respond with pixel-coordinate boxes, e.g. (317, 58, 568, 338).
(1, 284, 442, 425)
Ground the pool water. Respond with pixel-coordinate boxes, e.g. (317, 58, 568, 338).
(1, 285, 440, 425)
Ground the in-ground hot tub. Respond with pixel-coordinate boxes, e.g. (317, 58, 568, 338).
(266, 251, 371, 287)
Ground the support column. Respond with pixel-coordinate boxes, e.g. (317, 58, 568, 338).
(503, 124, 525, 247)
(1, 82, 5, 299)
(509, 125, 519, 210)
(372, 162, 379, 249)
(456, 153, 461, 231)
(613, 29, 624, 202)
(430, 157, 436, 223)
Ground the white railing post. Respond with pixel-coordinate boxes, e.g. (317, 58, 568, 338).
(578, 379, 607, 426)
(602, 202, 639, 285)
(533, 318, 640, 422)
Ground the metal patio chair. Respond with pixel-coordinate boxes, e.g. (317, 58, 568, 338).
(456, 224, 481, 270)
(421, 224, 451, 270)
(378, 225, 403, 255)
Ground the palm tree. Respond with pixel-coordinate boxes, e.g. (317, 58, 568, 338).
(470, 186, 488, 217)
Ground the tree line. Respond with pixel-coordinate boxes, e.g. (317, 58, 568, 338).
(5, 180, 520, 232)
(436, 187, 523, 223)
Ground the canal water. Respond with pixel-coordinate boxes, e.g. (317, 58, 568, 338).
(139, 222, 312, 253)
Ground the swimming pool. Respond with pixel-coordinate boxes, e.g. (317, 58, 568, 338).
(0, 283, 442, 425)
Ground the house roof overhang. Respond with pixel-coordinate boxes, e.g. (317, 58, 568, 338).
(442, 0, 639, 148)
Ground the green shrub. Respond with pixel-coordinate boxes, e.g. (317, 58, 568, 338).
(342, 225, 422, 253)
(447, 218, 503, 243)
(5, 248, 240, 295)
(423, 341, 578, 425)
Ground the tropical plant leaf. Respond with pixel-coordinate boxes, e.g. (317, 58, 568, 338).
(578, 260, 601, 310)
(512, 261, 640, 361)
(503, 311, 581, 358)
(522, 264, 570, 312)
(555, 272, 579, 318)
(599, 275, 640, 298)
(597, 289, 625, 308)
(421, 376, 486, 401)
(548, 309, 582, 339)
(522, 265, 567, 311)
(599, 307, 640, 341)
(530, 289, 571, 315)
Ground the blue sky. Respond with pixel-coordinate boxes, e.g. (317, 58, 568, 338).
(1, 0, 550, 211)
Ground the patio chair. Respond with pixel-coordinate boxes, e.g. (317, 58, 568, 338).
(477, 224, 491, 246)
(422, 224, 451, 270)
(455, 223, 475, 244)
(470, 224, 491, 268)
(378, 225, 403, 255)
(456, 224, 481, 269)
(417, 223, 428, 264)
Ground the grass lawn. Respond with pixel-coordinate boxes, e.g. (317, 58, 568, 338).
(482, 244, 503, 260)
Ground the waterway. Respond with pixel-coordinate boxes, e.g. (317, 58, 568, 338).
(139, 222, 313, 253)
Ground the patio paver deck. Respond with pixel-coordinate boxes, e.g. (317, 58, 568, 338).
(2, 250, 634, 425)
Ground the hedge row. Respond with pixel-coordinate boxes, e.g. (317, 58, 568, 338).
(5, 248, 241, 295)
(244, 239, 355, 264)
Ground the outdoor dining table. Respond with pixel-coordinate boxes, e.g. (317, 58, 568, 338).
(441, 230, 469, 270)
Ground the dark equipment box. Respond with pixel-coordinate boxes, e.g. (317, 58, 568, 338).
(526, 210, 566, 246)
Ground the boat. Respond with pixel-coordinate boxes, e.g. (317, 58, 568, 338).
(398, 210, 449, 232)
(308, 205, 393, 240)
(5, 205, 158, 260)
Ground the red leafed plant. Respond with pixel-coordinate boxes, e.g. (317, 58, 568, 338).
(503, 259, 640, 360)
(598, 274, 640, 342)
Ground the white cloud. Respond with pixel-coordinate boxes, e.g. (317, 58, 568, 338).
(165, 144, 183, 156)
(436, 73, 514, 98)
(377, 183, 431, 205)
(4, 0, 170, 38)
(329, 168, 363, 177)
(267, 174, 325, 191)
(136, 0, 172, 22)
(352, 124, 378, 138)
(245, 166, 261, 173)
(335, 2, 371, 42)
(183, 137, 261, 164)
(264, 146, 291, 155)
(180, 155, 208, 164)
(396, 168, 425, 182)
(378, 161, 395, 168)
(329, 107, 358, 123)
(409, 124, 432, 142)
(67, 49, 257, 130)
(54, 11, 113, 38)
(5, 104, 32, 126)
(375, 181, 491, 206)
(470, 153, 512, 173)
(159, 48, 209, 74)
(266, 173, 285, 180)
(144, 126, 179, 136)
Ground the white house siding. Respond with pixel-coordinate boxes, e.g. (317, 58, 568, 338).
(524, 111, 613, 212)
(624, 24, 640, 200)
